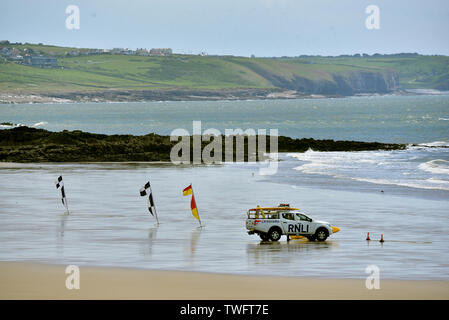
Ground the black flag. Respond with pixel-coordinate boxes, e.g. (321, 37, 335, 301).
(140, 181, 158, 223)
(140, 181, 150, 196)
(55, 175, 69, 213)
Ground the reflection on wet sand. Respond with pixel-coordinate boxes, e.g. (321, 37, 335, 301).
(56, 213, 69, 256)
(186, 228, 202, 263)
(246, 240, 338, 265)
(58, 213, 69, 237)
(141, 226, 158, 257)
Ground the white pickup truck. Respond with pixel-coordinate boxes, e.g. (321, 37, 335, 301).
(246, 204, 340, 242)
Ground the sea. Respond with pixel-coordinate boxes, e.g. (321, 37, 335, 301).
(0, 94, 448, 280)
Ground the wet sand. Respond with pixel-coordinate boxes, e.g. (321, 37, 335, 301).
(1, 262, 448, 300)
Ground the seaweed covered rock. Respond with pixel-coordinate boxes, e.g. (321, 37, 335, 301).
(0, 127, 406, 163)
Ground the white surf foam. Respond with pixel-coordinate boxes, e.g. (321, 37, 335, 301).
(417, 141, 449, 147)
(346, 177, 449, 191)
(419, 159, 449, 175)
(32, 121, 48, 127)
(287, 148, 449, 191)
(0, 123, 24, 129)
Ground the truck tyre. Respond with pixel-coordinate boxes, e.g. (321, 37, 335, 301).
(259, 233, 270, 241)
(268, 227, 282, 242)
(315, 228, 329, 241)
(306, 235, 316, 241)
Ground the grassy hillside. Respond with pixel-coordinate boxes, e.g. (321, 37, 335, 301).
(0, 53, 375, 93)
(0, 54, 274, 93)
(0, 43, 448, 95)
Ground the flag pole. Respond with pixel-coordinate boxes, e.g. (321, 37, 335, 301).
(149, 181, 159, 225)
(61, 183, 69, 214)
(64, 192, 69, 215)
(191, 183, 202, 227)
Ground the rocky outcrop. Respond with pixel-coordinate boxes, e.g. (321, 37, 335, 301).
(0, 127, 406, 163)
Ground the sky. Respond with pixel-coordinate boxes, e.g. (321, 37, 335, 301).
(1, 0, 448, 57)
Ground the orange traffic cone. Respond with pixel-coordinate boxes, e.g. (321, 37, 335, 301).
(380, 234, 384, 243)
(366, 232, 371, 241)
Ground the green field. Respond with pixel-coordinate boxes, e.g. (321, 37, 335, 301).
(1, 43, 448, 94)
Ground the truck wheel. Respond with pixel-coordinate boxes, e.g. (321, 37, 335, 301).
(306, 235, 316, 242)
(315, 228, 329, 242)
(268, 227, 282, 242)
(259, 233, 270, 241)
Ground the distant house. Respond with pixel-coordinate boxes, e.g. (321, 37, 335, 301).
(136, 48, 149, 56)
(23, 55, 58, 68)
(124, 49, 136, 55)
(10, 48, 21, 56)
(111, 48, 135, 55)
(149, 48, 172, 56)
(0, 47, 11, 56)
(111, 48, 125, 55)
(11, 55, 23, 62)
(66, 50, 80, 56)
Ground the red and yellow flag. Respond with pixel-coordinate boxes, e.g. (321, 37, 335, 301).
(183, 184, 200, 222)
(190, 194, 199, 221)
(183, 184, 193, 196)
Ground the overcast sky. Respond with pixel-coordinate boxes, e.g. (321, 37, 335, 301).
(1, 0, 448, 56)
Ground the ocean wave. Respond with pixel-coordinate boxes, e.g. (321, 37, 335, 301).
(286, 148, 449, 192)
(32, 121, 48, 127)
(293, 163, 332, 175)
(417, 141, 449, 147)
(347, 177, 449, 191)
(0, 122, 48, 129)
(293, 164, 449, 191)
(289, 149, 392, 176)
(0, 123, 24, 129)
(418, 159, 449, 175)
(287, 149, 389, 167)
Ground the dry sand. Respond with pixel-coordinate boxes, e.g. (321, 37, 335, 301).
(0, 262, 448, 300)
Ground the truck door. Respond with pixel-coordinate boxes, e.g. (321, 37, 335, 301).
(281, 212, 296, 234)
(295, 213, 312, 235)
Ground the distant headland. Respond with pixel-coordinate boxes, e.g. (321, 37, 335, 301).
(1, 41, 448, 103)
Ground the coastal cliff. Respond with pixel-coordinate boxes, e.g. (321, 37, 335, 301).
(236, 61, 400, 96)
(275, 70, 399, 96)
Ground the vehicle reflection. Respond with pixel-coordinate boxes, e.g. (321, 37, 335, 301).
(246, 239, 338, 265)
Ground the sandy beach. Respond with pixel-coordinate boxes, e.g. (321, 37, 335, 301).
(1, 262, 448, 300)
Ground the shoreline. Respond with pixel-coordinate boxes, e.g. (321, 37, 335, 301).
(1, 89, 448, 104)
(1, 261, 448, 300)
